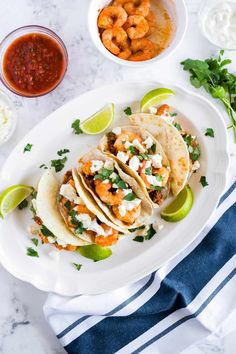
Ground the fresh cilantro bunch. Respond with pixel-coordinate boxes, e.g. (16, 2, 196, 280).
(181, 50, 236, 142)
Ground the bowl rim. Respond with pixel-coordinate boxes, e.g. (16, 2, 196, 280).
(0, 25, 68, 98)
(88, 0, 188, 67)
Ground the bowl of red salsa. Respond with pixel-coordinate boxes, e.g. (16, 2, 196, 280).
(0, 25, 68, 97)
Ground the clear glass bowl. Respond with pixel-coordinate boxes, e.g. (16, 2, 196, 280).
(0, 25, 68, 98)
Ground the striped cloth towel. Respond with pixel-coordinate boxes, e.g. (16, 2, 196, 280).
(44, 173, 236, 354)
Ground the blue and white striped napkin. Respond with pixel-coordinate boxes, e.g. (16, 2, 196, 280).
(44, 168, 236, 354)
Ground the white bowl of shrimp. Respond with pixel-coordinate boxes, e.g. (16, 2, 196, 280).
(88, 0, 188, 66)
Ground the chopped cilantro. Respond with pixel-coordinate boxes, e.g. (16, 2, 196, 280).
(156, 175, 163, 182)
(124, 193, 136, 201)
(145, 167, 152, 175)
(41, 225, 54, 237)
(64, 200, 71, 210)
(200, 176, 208, 187)
(73, 263, 82, 271)
(127, 145, 138, 155)
(51, 156, 67, 172)
(72, 119, 83, 135)
(69, 210, 79, 226)
(133, 236, 144, 242)
(151, 144, 156, 153)
(39, 164, 48, 169)
(128, 225, 145, 232)
(138, 153, 149, 161)
(145, 224, 156, 240)
(57, 149, 70, 156)
(205, 128, 215, 138)
(31, 190, 37, 199)
(18, 199, 28, 210)
(174, 123, 182, 131)
(94, 168, 113, 181)
(26, 247, 39, 257)
(170, 112, 177, 117)
(191, 146, 201, 161)
(183, 134, 193, 147)
(150, 185, 163, 191)
(124, 107, 132, 115)
(31, 238, 39, 247)
(24, 143, 33, 153)
(75, 223, 86, 235)
(116, 180, 127, 189)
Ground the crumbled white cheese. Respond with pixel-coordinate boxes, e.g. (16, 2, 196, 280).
(60, 184, 82, 204)
(129, 156, 140, 171)
(31, 199, 37, 213)
(47, 236, 56, 244)
(103, 179, 110, 184)
(133, 139, 146, 153)
(91, 160, 104, 173)
(143, 136, 153, 149)
(153, 222, 164, 232)
(112, 183, 118, 189)
(110, 172, 118, 180)
(124, 141, 133, 150)
(118, 198, 141, 216)
(112, 127, 122, 135)
(159, 113, 174, 124)
(149, 106, 157, 114)
(145, 160, 152, 169)
(29, 225, 39, 235)
(150, 154, 162, 168)
(146, 175, 163, 187)
(76, 213, 91, 228)
(117, 151, 129, 163)
(104, 160, 114, 170)
(118, 204, 127, 217)
(123, 188, 133, 196)
(75, 212, 110, 236)
(192, 160, 200, 171)
(57, 239, 68, 247)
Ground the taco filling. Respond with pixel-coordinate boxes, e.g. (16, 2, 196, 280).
(105, 128, 170, 205)
(59, 170, 120, 246)
(80, 158, 142, 226)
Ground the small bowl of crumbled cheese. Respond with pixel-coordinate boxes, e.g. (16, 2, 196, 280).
(199, 0, 236, 50)
(0, 90, 17, 146)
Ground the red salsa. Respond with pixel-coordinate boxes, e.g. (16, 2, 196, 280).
(3, 33, 67, 96)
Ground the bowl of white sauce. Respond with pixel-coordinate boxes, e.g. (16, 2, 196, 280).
(0, 90, 17, 146)
(199, 0, 236, 50)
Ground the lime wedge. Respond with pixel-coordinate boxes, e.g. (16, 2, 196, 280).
(78, 244, 112, 261)
(80, 103, 114, 135)
(0, 185, 33, 218)
(161, 185, 193, 222)
(140, 88, 175, 112)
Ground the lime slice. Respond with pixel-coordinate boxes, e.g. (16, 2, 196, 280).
(78, 244, 112, 261)
(80, 103, 114, 135)
(140, 88, 175, 112)
(161, 185, 193, 222)
(0, 185, 33, 218)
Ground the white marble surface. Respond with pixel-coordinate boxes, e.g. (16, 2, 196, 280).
(0, 0, 235, 353)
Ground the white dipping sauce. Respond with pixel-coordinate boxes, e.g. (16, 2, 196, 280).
(0, 91, 17, 146)
(201, 1, 236, 49)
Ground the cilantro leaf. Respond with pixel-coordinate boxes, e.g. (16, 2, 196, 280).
(117, 180, 128, 189)
(57, 149, 70, 156)
(73, 263, 82, 271)
(145, 167, 152, 175)
(138, 153, 149, 161)
(72, 119, 83, 135)
(31, 238, 39, 247)
(18, 199, 28, 210)
(26, 247, 39, 257)
(205, 128, 215, 138)
(127, 145, 138, 155)
(133, 236, 144, 242)
(124, 107, 132, 115)
(75, 223, 86, 235)
(174, 123, 182, 131)
(41, 225, 54, 237)
(39, 164, 48, 169)
(170, 112, 177, 117)
(51, 156, 67, 172)
(191, 146, 201, 161)
(150, 185, 163, 191)
(124, 193, 136, 201)
(64, 200, 71, 210)
(145, 224, 156, 240)
(128, 225, 145, 232)
(24, 143, 33, 153)
(200, 176, 209, 187)
(151, 144, 156, 153)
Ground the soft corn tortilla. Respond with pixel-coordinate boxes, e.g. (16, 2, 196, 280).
(77, 149, 152, 230)
(99, 125, 170, 207)
(36, 170, 89, 246)
(129, 114, 190, 196)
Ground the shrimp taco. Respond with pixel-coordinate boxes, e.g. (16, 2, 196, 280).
(58, 169, 124, 246)
(35, 170, 90, 251)
(77, 149, 152, 230)
(129, 112, 191, 196)
(99, 126, 171, 207)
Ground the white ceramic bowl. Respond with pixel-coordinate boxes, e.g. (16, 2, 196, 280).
(88, 0, 188, 67)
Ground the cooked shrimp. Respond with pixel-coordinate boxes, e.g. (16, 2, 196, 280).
(95, 223, 119, 246)
(146, 10, 157, 36)
(98, 6, 128, 29)
(139, 161, 170, 188)
(114, 131, 143, 152)
(82, 161, 94, 176)
(112, 204, 141, 224)
(124, 15, 149, 39)
(157, 104, 170, 116)
(73, 205, 95, 218)
(139, 160, 151, 187)
(102, 27, 128, 55)
(129, 38, 156, 61)
(94, 179, 124, 206)
(118, 39, 132, 60)
(114, 0, 150, 17)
